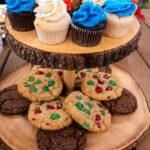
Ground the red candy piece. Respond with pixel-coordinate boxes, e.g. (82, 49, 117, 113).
(95, 87, 103, 93)
(57, 71, 63, 77)
(47, 105, 55, 110)
(135, 8, 145, 21)
(36, 70, 44, 75)
(96, 114, 101, 121)
(35, 108, 42, 114)
(103, 74, 109, 79)
(93, 75, 97, 79)
(106, 87, 112, 91)
(98, 80, 104, 85)
(32, 118, 36, 121)
(96, 122, 101, 128)
(57, 105, 62, 109)
(63, 0, 72, 11)
(81, 72, 86, 78)
(45, 123, 49, 126)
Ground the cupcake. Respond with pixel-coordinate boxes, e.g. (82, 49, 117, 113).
(82, 0, 105, 7)
(71, 2, 107, 47)
(104, 0, 137, 38)
(6, 0, 35, 31)
(34, 0, 71, 45)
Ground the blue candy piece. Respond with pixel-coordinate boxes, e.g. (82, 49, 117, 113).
(72, 2, 107, 28)
(6, 0, 35, 13)
(104, 0, 137, 17)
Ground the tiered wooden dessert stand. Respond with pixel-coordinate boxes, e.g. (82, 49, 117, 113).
(0, 17, 150, 150)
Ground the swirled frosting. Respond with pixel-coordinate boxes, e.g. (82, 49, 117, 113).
(72, 2, 107, 28)
(104, 0, 137, 17)
(82, 0, 105, 6)
(6, 0, 35, 13)
(34, 0, 67, 21)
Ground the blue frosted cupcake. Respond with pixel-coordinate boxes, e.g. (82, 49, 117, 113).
(6, 0, 35, 31)
(104, 0, 137, 38)
(71, 2, 107, 47)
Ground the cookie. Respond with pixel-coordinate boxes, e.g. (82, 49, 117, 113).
(102, 88, 138, 115)
(28, 96, 72, 130)
(63, 91, 111, 132)
(0, 85, 30, 115)
(31, 65, 64, 78)
(75, 68, 99, 89)
(18, 68, 63, 102)
(37, 123, 87, 150)
(81, 72, 123, 101)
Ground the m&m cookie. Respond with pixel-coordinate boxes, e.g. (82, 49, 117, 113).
(63, 91, 111, 132)
(18, 68, 63, 102)
(81, 72, 123, 101)
(28, 97, 72, 130)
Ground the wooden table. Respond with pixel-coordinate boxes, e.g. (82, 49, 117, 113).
(0, 9, 150, 150)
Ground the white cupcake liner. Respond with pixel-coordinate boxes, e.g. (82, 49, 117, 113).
(105, 14, 134, 38)
(35, 24, 70, 45)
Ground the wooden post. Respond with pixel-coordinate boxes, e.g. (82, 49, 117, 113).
(63, 70, 76, 93)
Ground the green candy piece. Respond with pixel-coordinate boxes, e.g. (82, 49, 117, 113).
(40, 101, 45, 105)
(28, 76, 35, 82)
(49, 80, 55, 86)
(51, 113, 60, 120)
(83, 108, 90, 115)
(31, 87, 38, 92)
(83, 122, 90, 128)
(109, 80, 116, 86)
(76, 102, 83, 110)
(54, 97, 59, 101)
(24, 82, 30, 87)
(35, 80, 42, 85)
(43, 86, 49, 92)
(87, 69, 92, 73)
(87, 81, 94, 86)
(100, 111, 105, 116)
(45, 73, 51, 78)
(76, 96, 82, 100)
(87, 103, 93, 109)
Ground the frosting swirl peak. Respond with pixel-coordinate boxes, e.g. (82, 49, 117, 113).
(104, 0, 137, 17)
(6, 0, 35, 13)
(72, 2, 107, 28)
(34, 0, 67, 21)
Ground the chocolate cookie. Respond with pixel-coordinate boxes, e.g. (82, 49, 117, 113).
(0, 85, 30, 115)
(37, 123, 87, 150)
(102, 89, 137, 115)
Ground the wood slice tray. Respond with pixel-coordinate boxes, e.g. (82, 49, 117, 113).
(5, 17, 141, 70)
(0, 64, 150, 150)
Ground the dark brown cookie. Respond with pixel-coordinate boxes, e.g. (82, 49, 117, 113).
(101, 88, 137, 115)
(37, 123, 87, 150)
(0, 85, 30, 115)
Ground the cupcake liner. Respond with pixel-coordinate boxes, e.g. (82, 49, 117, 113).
(105, 15, 134, 38)
(7, 11, 35, 32)
(71, 22, 104, 47)
(35, 24, 70, 45)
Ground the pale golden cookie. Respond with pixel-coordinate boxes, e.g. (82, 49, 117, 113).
(28, 97, 72, 130)
(18, 68, 63, 102)
(63, 91, 111, 132)
(81, 72, 123, 101)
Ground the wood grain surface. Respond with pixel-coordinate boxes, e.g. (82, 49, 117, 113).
(0, 64, 149, 150)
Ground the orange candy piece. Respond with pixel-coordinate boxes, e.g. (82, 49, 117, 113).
(132, 0, 138, 4)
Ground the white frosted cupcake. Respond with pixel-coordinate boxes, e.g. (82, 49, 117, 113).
(34, 0, 71, 44)
(82, 0, 105, 7)
(104, 0, 137, 38)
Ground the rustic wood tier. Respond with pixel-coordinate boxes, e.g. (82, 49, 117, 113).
(5, 17, 141, 70)
(0, 64, 149, 150)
